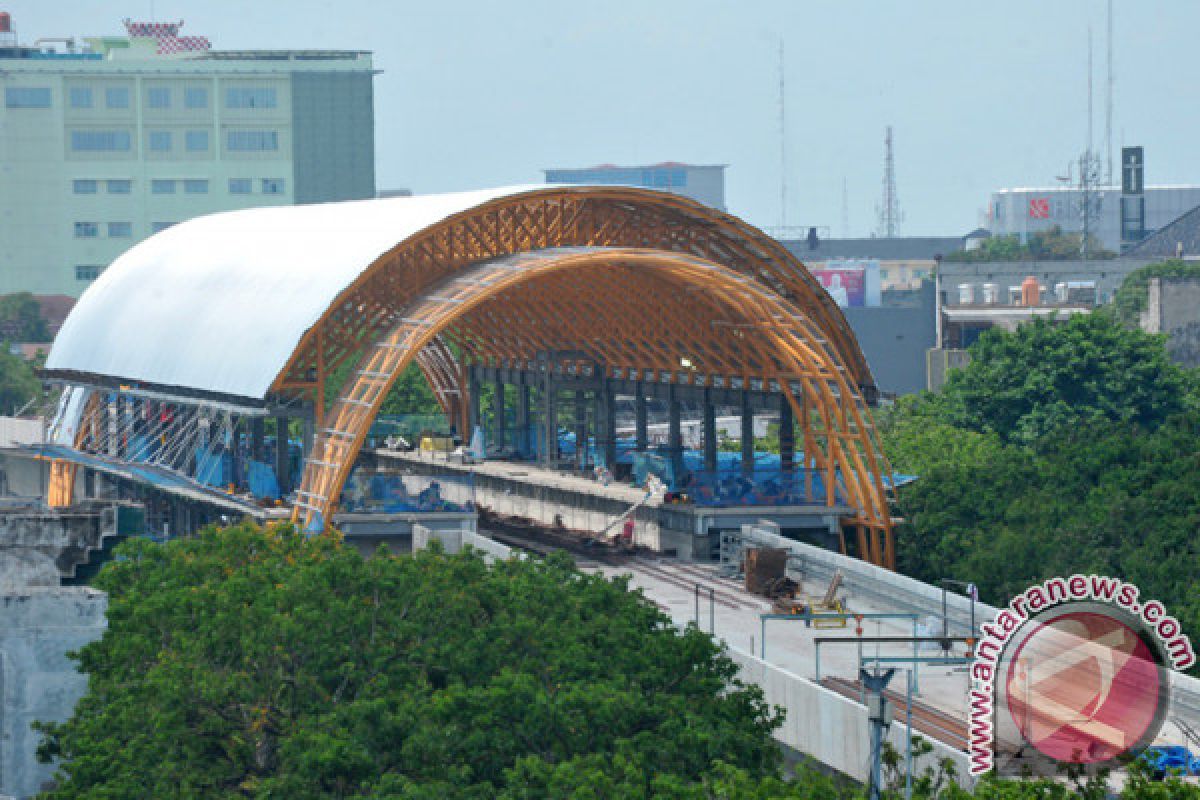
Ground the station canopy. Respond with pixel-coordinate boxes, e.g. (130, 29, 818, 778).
(44, 185, 896, 566)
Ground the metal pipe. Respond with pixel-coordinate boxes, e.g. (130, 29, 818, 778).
(906, 668, 914, 800)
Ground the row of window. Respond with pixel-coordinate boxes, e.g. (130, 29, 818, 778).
(72, 178, 285, 196)
(7, 86, 278, 111)
(74, 222, 132, 238)
(72, 179, 131, 194)
(69, 129, 279, 153)
(74, 221, 177, 240)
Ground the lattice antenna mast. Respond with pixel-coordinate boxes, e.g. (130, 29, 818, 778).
(1105, 0, 1114, 184)
(778, 40, 787, 229)
(876, 126, 901, 237)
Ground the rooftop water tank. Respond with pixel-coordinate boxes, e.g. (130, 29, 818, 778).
(1021, 276, 1040, 306)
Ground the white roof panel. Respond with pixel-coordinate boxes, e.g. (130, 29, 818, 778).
(46, 186, 546, 400)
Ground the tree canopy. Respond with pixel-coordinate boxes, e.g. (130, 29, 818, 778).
(37, 524, 786, 798)
(0, 292, 50, 342)
(1112, 259, 1200, 326)
(942, 227, 1114, 263)
(0, 346, 42, 415)
(934, 312, 1190, 445)
(882, 311, 1200, 676)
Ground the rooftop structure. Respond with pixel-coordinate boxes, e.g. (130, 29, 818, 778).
(0, 14, 375, 296)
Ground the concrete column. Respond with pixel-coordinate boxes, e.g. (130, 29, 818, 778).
(275, 415, 290, 493)
(515, 381, 531, 458)
(741, 390, 755, 476)
(599, 379, 617, 468)
(542, 375, 558, 467)
(574, 389, 588, 471)
(668, 383, 684, 480)
(779, 394, 795, 474)
(467, 370, 481, 436)
(250, 417, 265, 462)
(635, 385, 648, 451)
(492, 377, 506, 451)
(702, 389, 717, 473)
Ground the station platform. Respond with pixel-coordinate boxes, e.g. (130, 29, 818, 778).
(366, 448, 854, 559)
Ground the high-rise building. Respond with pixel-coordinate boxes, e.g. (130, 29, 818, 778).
(0, 17, 375, 296)
(544, 163, 726, 211)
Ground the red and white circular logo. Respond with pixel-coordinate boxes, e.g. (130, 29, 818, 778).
(1004, 608, 1168, 765)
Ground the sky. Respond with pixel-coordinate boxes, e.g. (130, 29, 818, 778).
(7, 0, 1200, 236)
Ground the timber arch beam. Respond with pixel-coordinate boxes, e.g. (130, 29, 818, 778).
(293, 247, 895, 567)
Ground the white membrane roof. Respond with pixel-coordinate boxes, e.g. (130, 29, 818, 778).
(46, 186, 550, 400)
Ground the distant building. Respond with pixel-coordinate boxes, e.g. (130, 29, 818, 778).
(780, 235, 964, 291)
(988, 185, 1200, 254)
(1140, 276, 1200, 367)
(1127, 203, 1200, 260)
(544, 163, 726, 210)
(0, 16, 375, 296)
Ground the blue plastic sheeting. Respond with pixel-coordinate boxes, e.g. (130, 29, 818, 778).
(340, 471, 474, 514)
(195, 450, 231, 487)
(1140, 745, 1200, 776)
(246, 460, 280, 500)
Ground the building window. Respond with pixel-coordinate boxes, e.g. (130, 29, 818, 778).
(69, 87, 93, 109)
(261, 178, 285, 194)
(228, 178, 252, 194)
(226, 130, 278, 152)
(148, 131, 172, 152)
(75, 265, 101, 282)
(184, 87, 208, 109)
(152, 222, 175, 233)
(70, 130, 131, 152)
(5, 87, 51, 108)
(147, 87, 171, 109)
(225, 87, 277, 109)
(73, 179, 98, 195)
(183, 179, 209, 194)
(185, 130, 209, 152)
(107, 179, 132, 194)
(74, 222, 99, 238)
(151, 180, 176, 194)
(108, 222, 132, 238)
(105, 87, 130, 109)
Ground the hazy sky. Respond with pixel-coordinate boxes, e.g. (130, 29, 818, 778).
(7, 1, 1200, 235)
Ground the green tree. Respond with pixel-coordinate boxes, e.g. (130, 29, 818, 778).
(938, 313, 1188, 445)
(37, 523, 785, 798)
(1112, 259, 1200, 326)
(0, 347, 42, 415)
(942, 227, 1113, 263)
(0, 292, 50, 342)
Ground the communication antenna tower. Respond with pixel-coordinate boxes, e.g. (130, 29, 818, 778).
(1105, 0, 1114, 184)
(778, 40, 787, 229)
(876, 126, 901, 238)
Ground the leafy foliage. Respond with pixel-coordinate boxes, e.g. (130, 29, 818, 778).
(0, 292, 50, 342)
(1112, 259, 1200, 326)
(882, 312, 1200, 675)
(37, 524, 784, 798)
(936, 313, 1188, 445)
(0, 346, 42, 415)
(942, 227, 1114, 263)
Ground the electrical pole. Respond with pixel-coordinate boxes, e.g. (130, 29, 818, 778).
(1106, 0, 1114, 185)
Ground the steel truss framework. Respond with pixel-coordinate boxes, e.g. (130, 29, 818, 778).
(292, 245, 896, 568)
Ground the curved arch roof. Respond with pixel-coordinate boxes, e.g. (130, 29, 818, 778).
(47, 185, 860, 402)
(47, 186, 544, 400)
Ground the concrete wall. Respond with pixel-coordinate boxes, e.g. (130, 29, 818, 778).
(727, 647, 970, 787)
(844, 282, 936, 395)
(0, 420, 42, 449)
(0, 506, 114, 584)
(0, 587, 106, 799)
(1142, 277, 1200, 367)
(290, 71, 375, 204)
